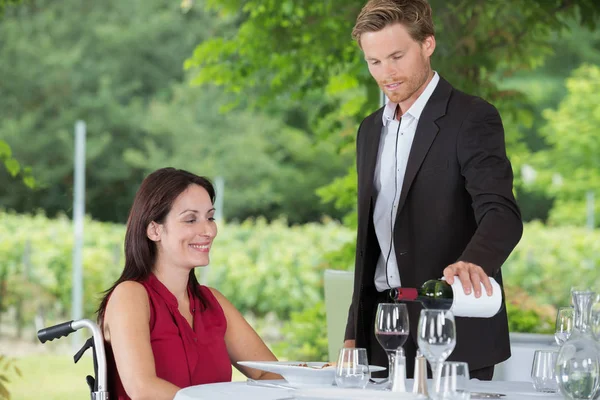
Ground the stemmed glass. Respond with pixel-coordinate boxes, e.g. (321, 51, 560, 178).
(417, 309, 456, 380)
(374, 303, 410, 389)
(555, 306, 574, 345)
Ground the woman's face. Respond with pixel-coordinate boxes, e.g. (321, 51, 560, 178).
(150, 184, 217, 271)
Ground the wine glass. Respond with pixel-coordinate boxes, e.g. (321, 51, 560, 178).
(374, 303, 410, 389)
(555, 306, 574, 345)
(417, 309, 456, 380)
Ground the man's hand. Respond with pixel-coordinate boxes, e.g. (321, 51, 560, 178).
(343, 339, 356, 348)
(443, 261, 492, 298)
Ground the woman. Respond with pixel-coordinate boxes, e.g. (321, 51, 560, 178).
(97, 167, 280, 400)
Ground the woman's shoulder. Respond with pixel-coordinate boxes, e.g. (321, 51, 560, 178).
(104, 281, 152, 340)
(109, 280, 149, 307)
(114, 280, 147, 293)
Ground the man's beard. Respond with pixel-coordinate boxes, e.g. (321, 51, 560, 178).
(380, 63, 430, 105)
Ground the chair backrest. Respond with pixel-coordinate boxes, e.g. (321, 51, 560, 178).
(323, 269, 355, 362)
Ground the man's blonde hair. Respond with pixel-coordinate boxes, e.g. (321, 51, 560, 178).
(352, 0, 435, 47)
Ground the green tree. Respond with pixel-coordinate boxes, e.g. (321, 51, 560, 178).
(498, 21, 600, 223)
(0, 0, 34, 191)
(186, 0, 600, 220)
(0, 0, 225, 222)
(125, 82, 352, 223)
(530, 64, 600, 227)
(0, 0, 353, 223)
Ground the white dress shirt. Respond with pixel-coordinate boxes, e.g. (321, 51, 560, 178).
(373, 72, 440, 291)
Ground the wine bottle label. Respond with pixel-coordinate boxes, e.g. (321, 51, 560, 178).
(397, 288, 418, 300)
(448, 276, 502, 317)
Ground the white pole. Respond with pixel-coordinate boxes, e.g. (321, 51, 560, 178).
(71, 120, 86, 350)
(587, 191, 595, 230)
(214, 176, 225, 222)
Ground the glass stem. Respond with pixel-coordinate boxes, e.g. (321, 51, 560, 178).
(431, 361, 440, 384)
(387, 350, 396, 387)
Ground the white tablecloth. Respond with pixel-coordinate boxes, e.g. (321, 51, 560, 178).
(174, 379, 564, 400)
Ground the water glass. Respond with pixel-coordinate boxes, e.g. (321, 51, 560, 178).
(531, 350, 558, 393)
(335, 348, 370, 389)
(555, 306, 574, 345)
(432, 361, 470, 400)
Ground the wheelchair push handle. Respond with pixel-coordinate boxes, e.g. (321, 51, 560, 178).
(37, 320, 76, 343)
(37, 319, 109, 399)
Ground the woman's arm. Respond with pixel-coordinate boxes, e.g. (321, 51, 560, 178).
(104, 281, 180, 399)
(209, 288, 282, 380)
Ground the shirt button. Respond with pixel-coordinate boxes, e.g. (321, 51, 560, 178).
(193, 338, 198, 342)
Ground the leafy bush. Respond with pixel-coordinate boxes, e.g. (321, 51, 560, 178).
(0, 211, 353, 327)
(273, 301, 329, 362)
(502, 220, 600, 308)
(207, 217, 353, 319)
(0, 355, 21, 400)
(1, 210, 598, 357)
(504, 286, 555, 334)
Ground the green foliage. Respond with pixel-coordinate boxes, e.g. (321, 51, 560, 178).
(190, 0, 600, 105)
(502, 221, 600, 308)
(2, 212, 599, 370)
(0, 212, 125, 321)
(527, 64, 600, 227)
(504, 286, 555, 334)
(0, 211, 353, 325)
(0, 0, 22, 17)
(205, 218, 354, 318)
(186, 0, 600, 229)
(274, 301, 329, 362)
(0, 0, 353, 224)
(496, 21, 600, 223)
(0, 0, 212, 222)
(0, 355, 21, 400)
(125, 82, 352, 224)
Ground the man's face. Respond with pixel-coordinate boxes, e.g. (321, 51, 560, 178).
(361, 23, 435, 109)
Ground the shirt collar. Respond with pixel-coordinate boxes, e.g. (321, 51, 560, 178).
(382, 71, 440, 126)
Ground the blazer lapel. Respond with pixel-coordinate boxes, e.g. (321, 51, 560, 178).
(395, 77, 452, 215)
(360, 107, 384, 207)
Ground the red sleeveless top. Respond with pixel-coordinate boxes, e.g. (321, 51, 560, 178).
(106, 274, 232, 399)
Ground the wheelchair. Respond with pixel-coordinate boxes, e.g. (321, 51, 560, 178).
(37, 319, 109, 400)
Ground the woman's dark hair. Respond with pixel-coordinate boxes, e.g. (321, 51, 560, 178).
(97, 167, 216, 325)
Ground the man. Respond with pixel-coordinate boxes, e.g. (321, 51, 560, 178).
(343, 0, 523, 381)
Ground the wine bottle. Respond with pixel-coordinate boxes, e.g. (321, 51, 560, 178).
(389, 276, 504, 318)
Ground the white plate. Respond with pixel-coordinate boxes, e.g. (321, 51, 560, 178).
(238, 361, 386, 387)
(294, 387, 427, 400)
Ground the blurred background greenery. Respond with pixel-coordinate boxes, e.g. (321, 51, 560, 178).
(1, 0, 600, 398)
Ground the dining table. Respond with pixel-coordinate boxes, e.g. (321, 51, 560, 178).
(173, 379, 564, 400)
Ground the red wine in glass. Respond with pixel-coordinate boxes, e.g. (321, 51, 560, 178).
(375, 331, 409, 351)
(374, 303, 410, 388)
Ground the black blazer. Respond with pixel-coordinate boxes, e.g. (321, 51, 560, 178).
(344, 76, 523, 370)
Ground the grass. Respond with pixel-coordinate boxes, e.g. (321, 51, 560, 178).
(9, 353, 90, 400)
(7, 353, 247, 400)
